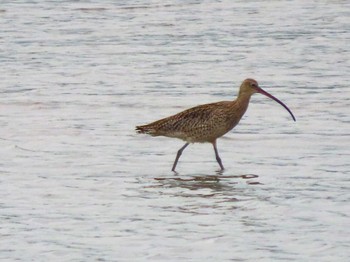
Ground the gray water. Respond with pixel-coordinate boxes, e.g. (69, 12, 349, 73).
(1, 1, 349, 261)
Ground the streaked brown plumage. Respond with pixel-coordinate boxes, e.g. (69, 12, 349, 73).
(136, 79, 296, 171)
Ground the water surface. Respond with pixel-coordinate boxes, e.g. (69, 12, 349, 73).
(0, 1, 349, 261)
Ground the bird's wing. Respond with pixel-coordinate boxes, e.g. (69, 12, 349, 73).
(136, 101, 230, 138)
(157, 101, 230, 132)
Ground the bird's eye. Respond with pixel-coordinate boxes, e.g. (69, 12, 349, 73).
(251, 83, 257, 87)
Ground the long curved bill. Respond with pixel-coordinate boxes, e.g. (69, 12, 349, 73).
(256, 87, 296, 121)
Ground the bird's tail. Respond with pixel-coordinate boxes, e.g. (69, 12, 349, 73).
(135, 124, 156, 135)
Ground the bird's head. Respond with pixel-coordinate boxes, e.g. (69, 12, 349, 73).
(239, 78, 296, 121)
(239, 78, 260, 96)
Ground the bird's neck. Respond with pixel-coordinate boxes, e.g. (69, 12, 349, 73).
(235, 93, 252, 113)
(225, 93, 252, 129)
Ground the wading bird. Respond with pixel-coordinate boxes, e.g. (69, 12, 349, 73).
(136, 79, 295, 171)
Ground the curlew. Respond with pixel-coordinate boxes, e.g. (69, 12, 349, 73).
(136, 79, 296, 171)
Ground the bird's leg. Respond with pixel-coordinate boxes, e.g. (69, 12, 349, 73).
(172, 143, 189, 172)
(212, 140, 224, 170)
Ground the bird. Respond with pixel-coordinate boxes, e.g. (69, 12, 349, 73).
(136, 78, 296, 172)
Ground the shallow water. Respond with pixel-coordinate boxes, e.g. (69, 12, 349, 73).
(1, 0, 349, 261)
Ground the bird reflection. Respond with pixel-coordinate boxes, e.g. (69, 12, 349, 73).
(142, 172, 264, 215)
(153, 173, 261, 192)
